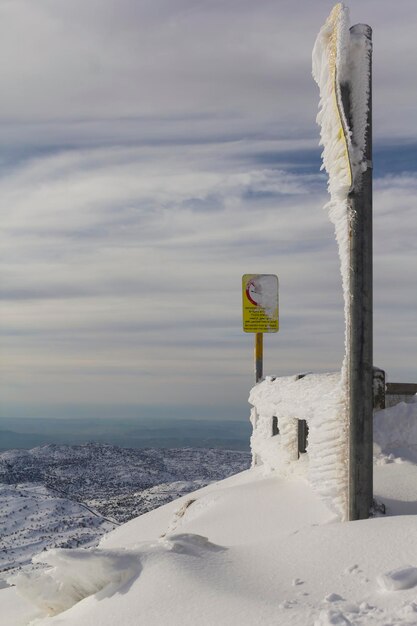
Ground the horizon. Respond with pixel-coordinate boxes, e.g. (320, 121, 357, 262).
(0, 415, 252, 452)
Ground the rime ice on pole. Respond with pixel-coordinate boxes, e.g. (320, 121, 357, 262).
(249, 5, 372, 522)
(312, 2, 352, 390)
(312, 1, 372, 381)
(311, 4, 353, 519)
(312, 3, 370, 518)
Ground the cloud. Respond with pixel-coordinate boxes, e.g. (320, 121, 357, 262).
(1, 136, 415, 417)
(0, 1, 416, 419)
(1, 0, 416, 140)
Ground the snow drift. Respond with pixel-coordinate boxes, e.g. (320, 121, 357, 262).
(9, 533, 224, 617)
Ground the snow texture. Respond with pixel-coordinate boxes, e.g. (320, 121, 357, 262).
(312, 2, 372, 374)
(0, 445, 249, 581)
(312, 3, 352, 201)
(249, 375, 417, 523)
(246, 274, 278, 318)
(374, 395, 417, 459)
(310, 3, 372, 520)
(6, 442, 417, 626)
(8, 533, 223, 617)
(9, 547, 140, 616)
(249, 373, 348, 519)
(347, 25, 372, 177)
(311, 4, 353, 520)
(377, 566, 417, 592)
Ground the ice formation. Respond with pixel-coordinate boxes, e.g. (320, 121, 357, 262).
(311, 1, 372, 380)
(312, 3, 352, 202)
(312, 2, 352, 391)
(9, 547, 140, 615)
(246, 274, 278, 319)
(249, 3, 373, 519)
(249, 373, 348, 518)
(250, 376, 417, 520)
(8, 533, 223, 617)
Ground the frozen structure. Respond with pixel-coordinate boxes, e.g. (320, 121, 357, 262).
(249, 3, 372, 521)
(249, 373, 347, 519)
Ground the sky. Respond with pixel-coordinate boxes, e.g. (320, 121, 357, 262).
(0, 0, 416, 422)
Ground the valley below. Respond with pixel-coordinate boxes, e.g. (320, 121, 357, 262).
(0, 443, 250, 580)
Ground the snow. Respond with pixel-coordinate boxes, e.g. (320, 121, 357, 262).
(374, 396, 417, 460)
(0, 482, 116, 577)
(347, 24, 372, 175)
(311, 3, 373, 521)
(11, 547, 140, 616)
(312, 1, 372, 371)
(249, 373, 348, 519)
(246, 274, 278, 318)
(312, 3, 354, 521)
(2, 400, 417, 626)
(312, 3, 352, 200)
(377, 567, 417, 592)
(312, 4, 371, 190)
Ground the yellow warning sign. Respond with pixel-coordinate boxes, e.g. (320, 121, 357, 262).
(242, 274, 279, 333)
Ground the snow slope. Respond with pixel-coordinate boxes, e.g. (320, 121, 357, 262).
(3, 399, 417, 626)
(0, 445, 250, 580)
(0, 483, 115, 577)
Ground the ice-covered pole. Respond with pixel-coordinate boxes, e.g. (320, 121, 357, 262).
(312, 4, 373, 520)
(347, 24, 373, 521)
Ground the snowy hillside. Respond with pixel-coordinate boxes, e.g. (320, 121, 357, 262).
(0, 444, 250, 520)
(0, 445, 250, 580)
(2, 399, 417, 626)
(0, 484, 115, 578)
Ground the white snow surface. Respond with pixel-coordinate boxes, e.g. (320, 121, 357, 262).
(4, 400, 417, 626)
(374, 395, 417, 460)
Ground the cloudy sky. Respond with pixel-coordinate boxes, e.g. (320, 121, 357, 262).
(1, 0, 416, 422)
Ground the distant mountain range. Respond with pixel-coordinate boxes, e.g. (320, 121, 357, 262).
(0, 443, 251, 579)
(0, 417, 251, 451)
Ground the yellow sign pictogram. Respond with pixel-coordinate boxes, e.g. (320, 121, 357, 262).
(242, 274, 279, 333)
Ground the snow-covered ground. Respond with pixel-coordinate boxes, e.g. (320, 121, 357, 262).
(0, 483, 115, 578)
(0, 445, 250, 580)
(3, 399, 417, 626)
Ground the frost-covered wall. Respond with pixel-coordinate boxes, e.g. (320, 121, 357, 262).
(249, 373, 348, 519)
(250, 385, 417, 509)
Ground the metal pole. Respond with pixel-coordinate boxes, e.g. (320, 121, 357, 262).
(255, 332, 263, 383)
(348, 24, 373, 521)
(296, 373, 308, 455)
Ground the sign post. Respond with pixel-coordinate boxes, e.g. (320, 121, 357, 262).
(255, 333, 263, 384)
(242, 274, 279, 384)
